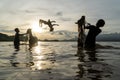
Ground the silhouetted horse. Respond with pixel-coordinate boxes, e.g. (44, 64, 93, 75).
(26, 29, 38, 49)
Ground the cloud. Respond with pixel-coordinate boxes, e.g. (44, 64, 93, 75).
(55, 11, 72, 22)
(56, 12, 63, 16)
(0, 0, 120, 34)
(35, 30, 77, 40)
(0, 24, 15, 34)
(24, 10, 36, 13)
(59, 17, 72, 22)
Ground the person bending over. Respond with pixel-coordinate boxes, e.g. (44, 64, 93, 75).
(85, 19, 105, 49)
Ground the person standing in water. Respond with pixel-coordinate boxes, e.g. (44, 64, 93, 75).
(26, 29, 38, 49)
(85, 19, 105, 49)
(76, 16, 86, 48)
(14, 28, 20, 50)
(14, 28, 26, 50)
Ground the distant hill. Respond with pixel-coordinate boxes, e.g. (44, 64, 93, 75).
(38, 31, 120, 41)
(0, 33, 14, 41)
(97, 33, 120, 41)
(0, 31, 120, 41)
(0, 33, 25, 41)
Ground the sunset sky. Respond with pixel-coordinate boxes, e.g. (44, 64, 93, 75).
(0, 0, 120, 35)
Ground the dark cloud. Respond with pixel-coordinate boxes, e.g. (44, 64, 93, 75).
(56, 12, 63, 16)
(0, 29, 13, 33)
(0, 25, 9, 28)
(24, 10, 36, 13)
(24, 7, 49, 14)
(36, 7, 49, 11)
(60, 17, 72, 22)
(55, 11, 71, 21)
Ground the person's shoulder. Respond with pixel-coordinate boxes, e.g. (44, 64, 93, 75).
(89, 25, 95, 27)
(99, 28, 102, 32)
(88, 25, 95, 29)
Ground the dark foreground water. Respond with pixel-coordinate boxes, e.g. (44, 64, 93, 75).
(0, 41, 120, 80)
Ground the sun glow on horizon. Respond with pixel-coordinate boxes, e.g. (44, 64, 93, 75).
(31, 21, 43, 33)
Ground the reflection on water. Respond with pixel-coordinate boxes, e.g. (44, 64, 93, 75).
(8, 42, 56, 80)
(76, 48, 113, 80)
(33, 46, 42, 54)
(11, 42, 55, 71)
(0, 42, 119, 80)
(29, 46, 55, 71)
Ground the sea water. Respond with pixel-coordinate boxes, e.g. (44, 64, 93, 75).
(0, 41, 120, 80)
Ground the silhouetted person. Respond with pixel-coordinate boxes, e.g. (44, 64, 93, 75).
(76, 16, 86, 48)
(85, 19, 105, 49)
(76, 16, 86, 32)
(14, 28, 26, 50)
(14, 28, 20, 50)
(26, 29, 38, 49)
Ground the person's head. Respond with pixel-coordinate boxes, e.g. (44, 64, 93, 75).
(48, 19, 50, 22)
(96, 19, 105, 28)
(26, 28, 32, 34)
(75, 15, 85, 24)
(14, 28, 19, 33)
(81, 15, 85, 20)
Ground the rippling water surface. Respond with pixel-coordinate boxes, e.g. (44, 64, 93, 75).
(0, 41, 120, 80)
